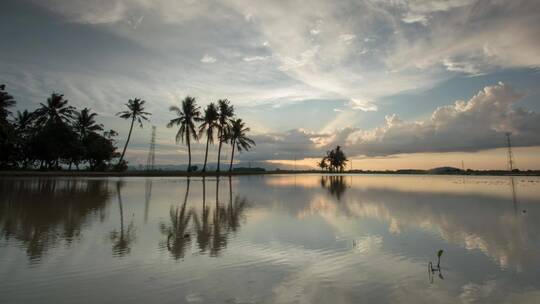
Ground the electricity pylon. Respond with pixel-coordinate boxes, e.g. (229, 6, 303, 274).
(146, 126, 156, 171)
(506, 132, 515, 171)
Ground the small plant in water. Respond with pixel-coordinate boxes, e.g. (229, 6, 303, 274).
(437, 249, 443, 268)
(428, 249, 444, 283)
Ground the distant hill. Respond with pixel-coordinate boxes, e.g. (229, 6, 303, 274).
(428, 167, 464, 174)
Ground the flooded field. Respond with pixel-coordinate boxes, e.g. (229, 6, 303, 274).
(1, 175, 539, 304)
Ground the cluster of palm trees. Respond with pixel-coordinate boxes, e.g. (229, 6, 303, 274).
(165, 96, 255, 172)
(1, 85, 118, 170)
(1, 83, 255, 172)
(317, 146, 348, 172)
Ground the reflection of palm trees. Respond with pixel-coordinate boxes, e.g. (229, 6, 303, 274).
(0, 178, 111, 261)
(110, 181, 136, 257)
(193, 177, 211, 252)
(211, 177, 228, 256)
(160, 179, 192, 259)
(320, 176, 348, 200)
(158, 177, 251, 259)
(227, 176, 248, 233)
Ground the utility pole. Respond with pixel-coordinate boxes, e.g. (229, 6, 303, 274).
(146, 126, 156, 171)
(506, 132, 515, 172)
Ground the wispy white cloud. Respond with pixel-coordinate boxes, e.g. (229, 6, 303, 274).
(200, 54, 217, 63)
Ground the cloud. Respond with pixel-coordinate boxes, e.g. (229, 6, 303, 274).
(4, 0, 540, 165)
(348, 98, 378, 112)
(346, 82, 540, 156)
(243, 55, 270, 62)
(18, 0, 540, 108)
(241, 83, 540, 160)
(200, 54, 217, 63)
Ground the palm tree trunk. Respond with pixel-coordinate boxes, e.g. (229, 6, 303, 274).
(216, 129, 223, 172)
(119, 116, 135, 165)
(228, 139, 236, 172)
(187, 130, 192, 172)
(202, 132, 210, 172)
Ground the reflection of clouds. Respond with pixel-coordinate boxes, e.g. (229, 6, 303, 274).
(353, 235, 382, 254)
(460, 280, 497, 304)
(255, 175, 540, 203)
(342, 196, 538, 271)
(242, 175, 540, 271)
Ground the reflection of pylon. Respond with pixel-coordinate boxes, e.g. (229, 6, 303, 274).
(146, 126, 156, 171)
(506, 133, 515, 171)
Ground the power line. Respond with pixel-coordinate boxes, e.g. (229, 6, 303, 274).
(146, 126, 156, 171)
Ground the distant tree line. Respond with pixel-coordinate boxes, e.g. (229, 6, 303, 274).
(0, 84, 255, 172)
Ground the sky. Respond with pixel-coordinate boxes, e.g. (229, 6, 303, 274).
(1, 0, 540, 170)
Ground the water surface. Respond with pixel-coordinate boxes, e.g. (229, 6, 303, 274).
(1, 175, 539, 303)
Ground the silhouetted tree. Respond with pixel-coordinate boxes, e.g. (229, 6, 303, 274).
(0, 89, 120, 171)
(325, 146, 348, 172)
(83, 131, 118, 171)
(317, 158, 328, 171)
(13, 110, 35, 168)
(216, 99, 234, 172)
(167, 96, 201, 172)
(34, 93, 75, 127)
(227, 118, 255, 172)
(199, 102, 219, 172)
(0, 85, 17, 168)
(0, 84, 15, 125)
(30, 119, 78, 170)
(116, 98, 150, 167)
(74, 108, 103, 140)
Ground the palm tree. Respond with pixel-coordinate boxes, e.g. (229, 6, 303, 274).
(216, 99, 234, 172)
(74, 108, 103, 139)
(14, 110, 34, 132)
(14, 110, 35, 168)
(227, 119, 255, 172)
(324, 146, 348, 171)
(167, 96, 201, 172)
(198, 103, 219, 172)
(317, 158, 328, 171)
(34, 93, 76, 126)
(116, 98, 150, 165)
(0, 84, 16, 124)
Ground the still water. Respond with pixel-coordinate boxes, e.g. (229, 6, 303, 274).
(1, 175, 539, 304)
